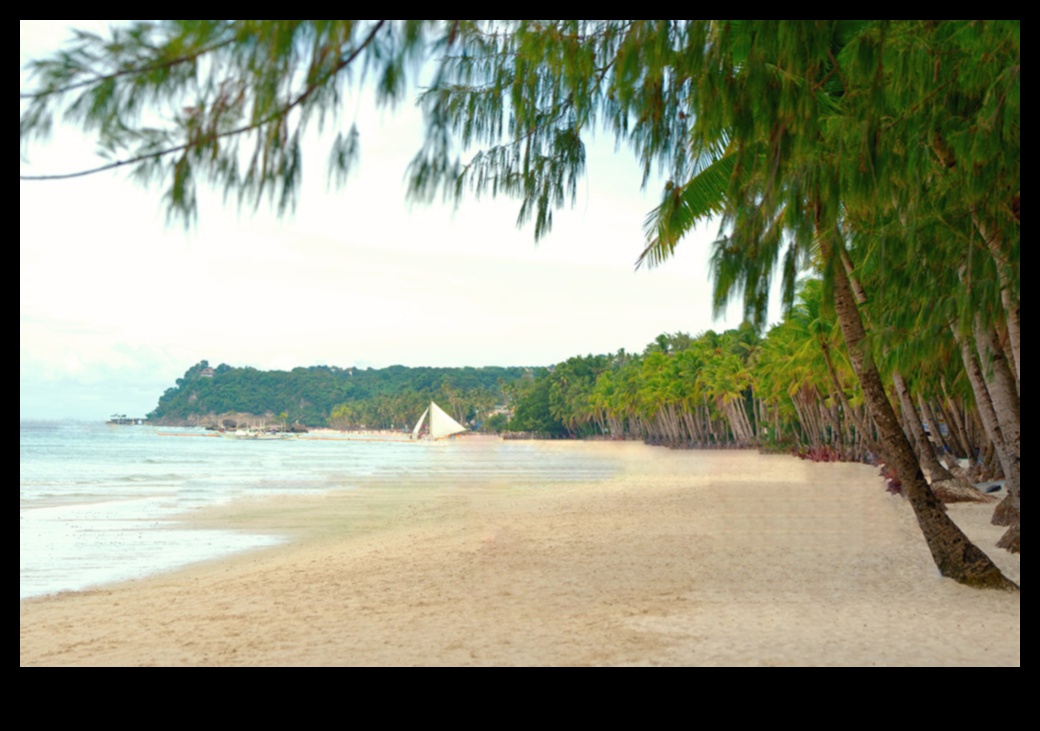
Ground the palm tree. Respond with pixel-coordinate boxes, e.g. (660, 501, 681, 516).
(638, 21, 1015, 588)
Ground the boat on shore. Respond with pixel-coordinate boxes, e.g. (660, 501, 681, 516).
(220, 428, 295, 440)
(411, 401, 467, 441)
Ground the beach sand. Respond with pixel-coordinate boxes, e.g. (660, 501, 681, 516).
(19, 443, 1020, 666)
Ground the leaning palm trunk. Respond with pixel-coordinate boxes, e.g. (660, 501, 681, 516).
(701, 399, 719, 444)
(790, 396, 817, 449)
(892, 371, 992, 504)
(682, 408, 702, 444)
(975, 217, 1020, 392)
(954, 256, 1021, 549)
(956, 330, 1010, 482)
(919, 394, 969, 478)
(821, 342, 879, 455)
(826, 235, 1015, 589)
(919, 394, 959, 466)
(819, 396, 843, 447)
(741, 400, 755, 444)
(939, 378, 974, 461)
(726, 399, 753, 445)
(954, 322, 1018, 539)
(972, 319, 1021, 551)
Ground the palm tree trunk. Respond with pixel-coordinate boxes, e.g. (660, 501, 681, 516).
(892, 371, 952, 481)
(819, 395, 843, 444)
(975, 217, 1020, 391)
(683, 408, 701, 444)
(735, 399, 754, 445)
(821, 342, 878, 454)
(953, 325, 1011, 477)
(938, 379, 973, 460)
(826, 235, 1015, 589)
(918, 394, 961, 473)
(755, 397, 766, 442)
(722, 402, 743, 444)
(702, 399, 718, 444)
(893, 371, 992, 504)
(790, 396, 815, 449)
(972, 319, 1021, 551)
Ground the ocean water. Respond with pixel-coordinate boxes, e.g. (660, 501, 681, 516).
(20, 421, 620, 599)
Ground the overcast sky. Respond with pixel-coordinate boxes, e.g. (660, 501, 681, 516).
(20, 21, 764, 421)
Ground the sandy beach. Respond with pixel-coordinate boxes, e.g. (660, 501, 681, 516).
(19, 443, 1020, 666)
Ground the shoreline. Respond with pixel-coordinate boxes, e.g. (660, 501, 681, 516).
(20, 444, 1019, 666)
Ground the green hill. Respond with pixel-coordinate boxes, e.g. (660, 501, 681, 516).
(148, 360, 527, 428)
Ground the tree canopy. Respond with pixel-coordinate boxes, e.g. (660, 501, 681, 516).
(21, 22, 1018, 319)
(21, 22, 1018, 303)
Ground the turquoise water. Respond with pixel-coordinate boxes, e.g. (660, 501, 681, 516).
(20, 421, 620, 599)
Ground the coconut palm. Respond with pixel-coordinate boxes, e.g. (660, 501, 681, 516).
(637, 21, 1015, 587)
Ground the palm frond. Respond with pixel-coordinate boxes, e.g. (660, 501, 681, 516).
(636, 150, 736, 270)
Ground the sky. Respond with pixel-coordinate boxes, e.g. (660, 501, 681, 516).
(20, 21, 769, 421)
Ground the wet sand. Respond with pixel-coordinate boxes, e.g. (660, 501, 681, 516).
(19, 443, 1020, 666)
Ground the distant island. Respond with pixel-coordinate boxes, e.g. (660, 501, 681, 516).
(147, 361, 528, 432)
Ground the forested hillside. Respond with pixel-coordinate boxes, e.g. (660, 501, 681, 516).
(148, 361, 526, 428)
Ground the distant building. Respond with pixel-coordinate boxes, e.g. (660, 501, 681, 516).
(108, 414, 144, 425)
(200, 367, 215, 378)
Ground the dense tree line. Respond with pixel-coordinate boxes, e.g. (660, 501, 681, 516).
(148, 360, 524, 428)
(510, 288, 1011, 501)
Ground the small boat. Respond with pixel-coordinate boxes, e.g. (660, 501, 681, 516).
(220, 427, 294, 440)
(411, 401, 467, 440)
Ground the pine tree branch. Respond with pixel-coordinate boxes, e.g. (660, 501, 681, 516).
(20, 37, 236, 100)
(20, 21, 387, 182)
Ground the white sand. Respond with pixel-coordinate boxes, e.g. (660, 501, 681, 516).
(19, 443, 1019, 666)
